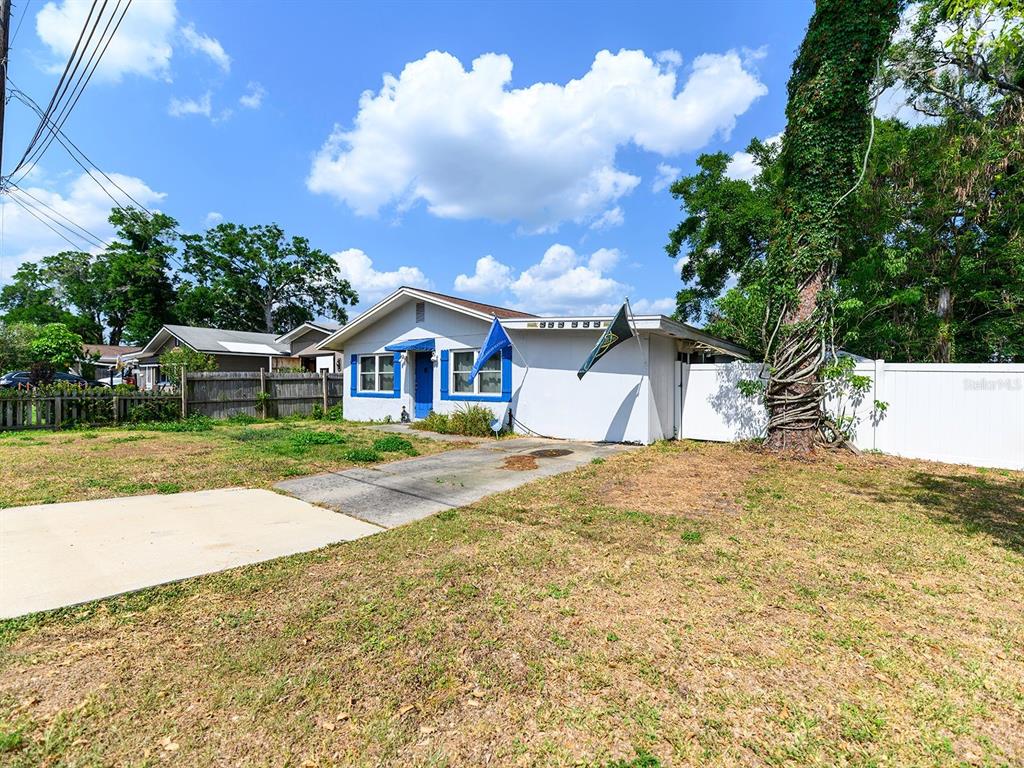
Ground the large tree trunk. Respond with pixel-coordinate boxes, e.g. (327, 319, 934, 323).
(760, 0, 900, 453)
(764, 269, 826, 453)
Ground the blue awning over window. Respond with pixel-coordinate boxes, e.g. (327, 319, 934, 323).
(384, 338, 436, 352)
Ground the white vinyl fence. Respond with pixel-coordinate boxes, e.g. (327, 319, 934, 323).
(676, 361, 1024, 470)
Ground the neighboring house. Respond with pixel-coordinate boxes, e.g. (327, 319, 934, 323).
(80, 344, 142, 382)
(126, 323, 343, 389)
(316, 286, 748, 444)
(274, 321, 342, 372)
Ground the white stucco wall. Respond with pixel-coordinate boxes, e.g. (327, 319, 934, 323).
(341, 300, 675, 443)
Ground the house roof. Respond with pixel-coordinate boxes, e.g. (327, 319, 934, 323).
(409, 288, 536, 320)
(83, 344, 142, 362)
(275, 320, 342, 344)
(129, 325, 291, 359)
(316, 286, 749, 359)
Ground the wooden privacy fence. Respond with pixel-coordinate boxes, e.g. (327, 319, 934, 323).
(0, 389, 179, 431)
(183, 371, 343, 419)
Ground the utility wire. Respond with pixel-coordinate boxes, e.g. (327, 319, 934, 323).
(9, 0, 32, 47)
(7, 0, 100, 177)
(17, 0, 130, 183)
(8, 181, 110, 248)
(5, 190, 92, 251)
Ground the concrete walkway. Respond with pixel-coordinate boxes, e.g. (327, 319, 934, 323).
(0, 489, 381, 618)
(275, 437, 628, 528)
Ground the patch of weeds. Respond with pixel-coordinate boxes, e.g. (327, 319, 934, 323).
(680, 529, 703, 544)
(549, 631, 570, 649)
(372, 435, 418, 455)
(127, 414, 214, 433)
(108, 434, 151, 443)
(605, 751, 662, 768)
(344, 448, 380, 463)
(226, 412, 259, 425)
(155, 482, 182, 494)
(840, 702, 886, 744)
(113, 481, 153, 495)
(545, 583, 571, 599)
(291, 429, 347, 447)
(79, 431, 99, 439)
(436, 509, 459, 522)
(0, 724, 25, 753)
(606, 632, 620, 642)
(591, 457, 606, 465)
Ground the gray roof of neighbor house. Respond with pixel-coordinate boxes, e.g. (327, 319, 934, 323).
(129, 325, 292, 359)
(83, 344, 142, 363)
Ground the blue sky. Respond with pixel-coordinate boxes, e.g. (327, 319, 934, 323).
(1, 0, 813, 318)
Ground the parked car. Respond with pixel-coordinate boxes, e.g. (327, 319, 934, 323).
(0, 371, 93, 389)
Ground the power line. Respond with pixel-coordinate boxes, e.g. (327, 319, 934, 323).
(16, 0, 131, 184)
(9, 0, 32, 47)
(5, 189, 92, 251)
(7, 0, 100, 178)
(8, 181, 110, 249)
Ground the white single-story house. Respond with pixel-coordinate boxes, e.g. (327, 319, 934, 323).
(317, 287, 748, 444)
(126, 322, 343, 389)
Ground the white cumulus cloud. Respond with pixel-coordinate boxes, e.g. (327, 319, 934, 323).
(204, 211, 223, 227)
(308, 48, 767, 232)
(589, 206, 624, 230)
(0, 172, 165, 278)
(651, 163, 680, 193)
(168, 91, 212, 118)
(454, 255, 514, 294)
(333, 248, 432, 307)
(36, 0, 177, 81)
(725, 131, 783, 181)
(239, 81, 266, 109)
(180, 22, 230, 73)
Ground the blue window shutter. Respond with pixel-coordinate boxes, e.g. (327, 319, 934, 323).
(440, 350, 449, 400)
(392, 352, 401, 398)
(501, 346, 512, 401)
(350, 354, 357, 397)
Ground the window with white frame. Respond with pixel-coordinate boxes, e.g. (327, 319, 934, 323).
(358, 354, 395, 392)
(451, 349, 502, 395)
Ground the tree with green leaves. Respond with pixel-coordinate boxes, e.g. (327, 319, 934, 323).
(179, 223, 357, 333)
(28, 323, 85, 371)
(0, 322, 41, 373)
(0, 261, 101, 341)
(0, 208, 180, 346)
(159, 346, 217, 387)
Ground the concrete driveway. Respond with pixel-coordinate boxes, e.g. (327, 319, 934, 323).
(275, 437, 629, 528)
(0, 489, 380, 618)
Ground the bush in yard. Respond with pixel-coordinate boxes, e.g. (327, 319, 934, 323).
(372, 435, 417, 455)
(413, 404, 503, 437)
(414, 410, 451, 434)
(126, 397, 181, 423)
(311, 403, 344, 421)
(159, 346, 217, 387)
(343, 447, 379, 462)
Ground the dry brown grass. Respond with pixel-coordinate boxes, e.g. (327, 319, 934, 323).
(1, 441, 1022, 767)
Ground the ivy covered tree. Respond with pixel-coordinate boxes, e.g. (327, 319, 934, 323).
(755, 0, 901, 451)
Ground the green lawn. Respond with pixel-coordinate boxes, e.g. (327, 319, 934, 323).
(0, 418, 448, 508)
(0, 441, 1022, 766)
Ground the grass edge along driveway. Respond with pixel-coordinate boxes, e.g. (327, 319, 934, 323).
(0, 418, 456, 509)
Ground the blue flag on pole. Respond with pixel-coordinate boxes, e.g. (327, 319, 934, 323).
(469, 317, 512, 383)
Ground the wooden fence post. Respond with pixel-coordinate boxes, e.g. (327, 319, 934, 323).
(321, 369, 328, 414)
(112, 394, 119, 426)
(54, 395, 62, 429)
(259, 368, 267, 419)
(180, 366, 188, 418)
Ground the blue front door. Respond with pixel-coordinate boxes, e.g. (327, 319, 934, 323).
(414, 352, 433, 418)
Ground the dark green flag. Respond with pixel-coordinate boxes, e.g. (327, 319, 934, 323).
(577, 303, 634, 379)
